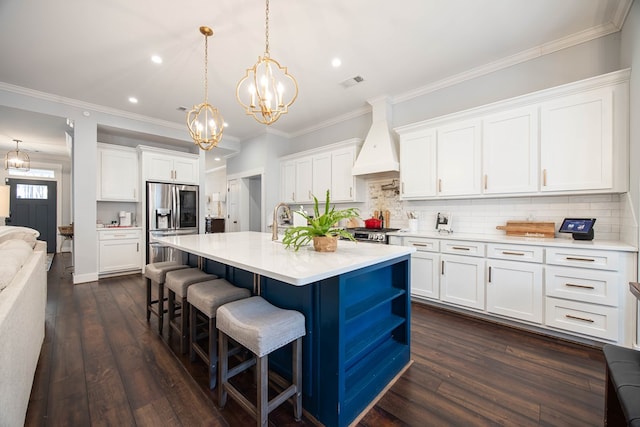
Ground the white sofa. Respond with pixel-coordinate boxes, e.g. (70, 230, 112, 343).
(0, 227, 47, 427)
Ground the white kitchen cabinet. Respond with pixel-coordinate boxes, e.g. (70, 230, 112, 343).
(482, 107, 538, 194)
(280, 156, 313, 204)
(281, 160, 296, 204)
(295, 156, 313, 203)
(312, 152, 332, 199)
(395, 69, 629, 200)
(540, 87, 613, 192)
(98, 228, 142, 274)
(399, 129, 437, 199)
(97, 144, 139, 201)
(279, 139, 364, 204)
(440, 254, 485, 310)
(331, 146, 363, 202)
(486, 259, 543, 324)
(436, 119, 482, 197)
(404, 237, 440, 300)
(141, 149, 199, 185)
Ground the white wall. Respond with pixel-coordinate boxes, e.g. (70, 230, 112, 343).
(621, 0, 640, 249)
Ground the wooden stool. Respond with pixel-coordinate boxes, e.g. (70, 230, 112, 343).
(217, 296, 306, 427)
(144, 261, 188, 335)
(187, 279, 251, 388)
(165, 268, 216, 353)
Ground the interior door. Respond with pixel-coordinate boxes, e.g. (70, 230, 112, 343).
(227, 179, 240, 232)
(6, 178, 57, 252)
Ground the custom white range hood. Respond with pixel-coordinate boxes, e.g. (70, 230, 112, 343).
(352, 97, 399, 176)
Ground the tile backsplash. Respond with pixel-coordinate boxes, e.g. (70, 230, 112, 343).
(364, 178, 636, 242)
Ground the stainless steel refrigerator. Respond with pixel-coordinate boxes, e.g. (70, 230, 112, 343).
(146, 181, 199, 263)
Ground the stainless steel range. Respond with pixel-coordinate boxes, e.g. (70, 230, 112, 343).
(345, 227, 400, 244)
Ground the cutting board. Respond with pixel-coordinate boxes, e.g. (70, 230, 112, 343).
(496, 221, 555, 238)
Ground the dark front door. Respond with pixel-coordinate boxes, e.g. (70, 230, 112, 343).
(6, 178, 57, 252)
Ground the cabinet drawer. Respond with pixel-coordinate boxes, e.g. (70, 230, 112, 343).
(545, 266, 619, 307)
(487, 244, 543, 263)
(404, 237, 440, 252)
(545, 297, 618, 341)
(98, 230, 141, 241)
(388, 236, 403, 246)
(441, 240, 485, 257)
(546, 247, 619, 271)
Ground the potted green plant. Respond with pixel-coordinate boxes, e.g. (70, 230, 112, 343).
(282, 190, 359, 252)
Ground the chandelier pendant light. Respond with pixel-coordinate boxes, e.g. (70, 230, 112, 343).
(236, 0, 298, 125)
(187, 26, 225, 151)
(5, 139, 30, 171)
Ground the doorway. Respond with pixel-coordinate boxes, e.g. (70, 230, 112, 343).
(6, 178, 57, 252)
(226, 171, 263, 232)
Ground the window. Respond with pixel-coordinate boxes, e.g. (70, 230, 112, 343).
(8, 168, 55, 179)
(16, 184, 48, 200)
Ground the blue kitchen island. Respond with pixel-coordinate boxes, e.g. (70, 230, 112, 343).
(153, 231, 414, 427)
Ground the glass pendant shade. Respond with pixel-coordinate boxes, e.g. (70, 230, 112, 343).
(5, 139, 30, 171)
(187, 26, 224, 151)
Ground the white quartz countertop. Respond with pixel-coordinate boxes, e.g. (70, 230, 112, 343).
(152, 231, 415, 286)
(388, 230, 638, 252)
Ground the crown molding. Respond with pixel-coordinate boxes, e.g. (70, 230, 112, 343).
(393, 20, 625, 104)
(289, 105, 371, 138)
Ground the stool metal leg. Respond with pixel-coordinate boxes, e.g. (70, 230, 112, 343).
(218, 330, 229, 407)
(293, 337, 302, 421)
(190, 304, 197, 362)
(146, 278, 152, 321)
(167, 290, 175, 341)
(158, 283, 165, 335)
(208, 316, 217, 389)
(257, 355, 268, 427)
(180, 298, 189, 355)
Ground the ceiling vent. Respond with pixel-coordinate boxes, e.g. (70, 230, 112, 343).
(340, 75, 364, 88)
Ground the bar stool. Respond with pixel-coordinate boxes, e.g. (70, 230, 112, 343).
(217, 296, 306, 426)
(144, 261, 188, 334)
(165, 268, 216, 353)
(187, 279, 251, 388)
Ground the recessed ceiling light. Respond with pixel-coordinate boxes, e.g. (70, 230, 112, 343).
(128, 97, 138, 104)
(214, 157, 221, 161)
(151, 55, 163, 64)
(223, 122, 229, 128)
(331, 58, 342, 68)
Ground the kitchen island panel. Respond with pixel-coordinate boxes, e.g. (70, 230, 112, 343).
(157, 233, 413, 427)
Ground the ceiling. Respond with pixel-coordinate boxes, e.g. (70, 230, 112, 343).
(0, 0, 633, 160)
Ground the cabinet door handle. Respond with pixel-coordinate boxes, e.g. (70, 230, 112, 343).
(292, 192, 295, 201)
(137, 242, 139, 252)
(565, 283, 595, 290)
(412, 243, 428, 247)
(484, 174, 488, 190)
(542, 169, 547, 186)
(502, 251, 525, 256)
(441, 260, 444, 275)
(309, 190, 312, 199)
(565, 257, 595, 262)
(438, 179, 442, 193)
(488, 266, 492, 283)
(565, 314, 595, 323)
(451, 246, 471, 251)
(350, 187, 353, 197)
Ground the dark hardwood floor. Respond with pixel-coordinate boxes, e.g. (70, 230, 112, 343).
(26, 255, 605, 426)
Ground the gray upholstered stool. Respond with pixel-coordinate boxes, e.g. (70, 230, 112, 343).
(187, 279, 251, 388)
(144, 261, 188, 334)
(165, 268, 216, 354)
(217, 296, 306, 427)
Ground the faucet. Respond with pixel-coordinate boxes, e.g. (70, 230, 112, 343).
(272, 202, 291, 241)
